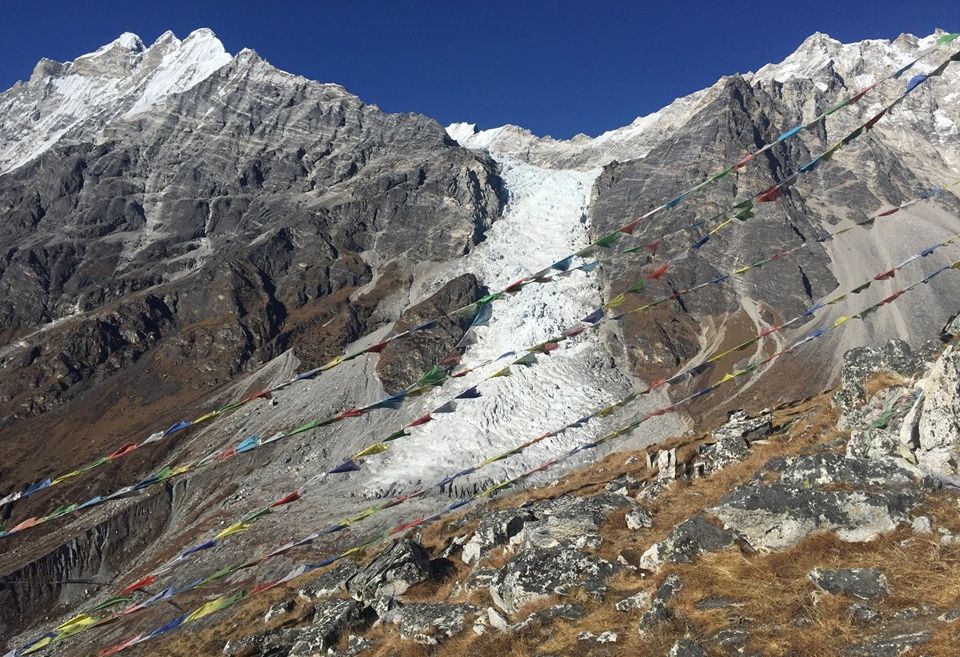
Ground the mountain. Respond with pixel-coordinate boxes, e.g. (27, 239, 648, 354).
(0, 27, 959, 657)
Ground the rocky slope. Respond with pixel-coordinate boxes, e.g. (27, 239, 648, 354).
(1, 27, 959, 657)
(86, 317, 960, 657)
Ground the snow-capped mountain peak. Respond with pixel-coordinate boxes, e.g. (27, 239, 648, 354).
(0, 29, 232, 174)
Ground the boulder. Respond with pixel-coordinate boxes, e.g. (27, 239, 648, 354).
(488, 544, 618, 614)
(625, 506, 654, 530)
(345, 540, 433, 603)
(287, 600, 366, 657)
(638, 574, 682, 632)
(809, 568, 889, 600)
(297, 562, 358, 601)
(615, 590, 652, 612)
(916, 345, 960, 477)
(263, 599, 295, 624)
(640, 515, 744, 570)
(669, 638, 707, 657)
(223, 627, 304, 657)
(511, 603, 586, 632)
(711, 481, 918, 550)
(381, 603, 477, 645)
(713, 410, 773, 443)
(461, 508, 537, 565)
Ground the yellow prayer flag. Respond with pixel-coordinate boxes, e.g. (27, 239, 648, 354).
(354, 443, 388, 459)
(604, 293, 627, 309)
(214, 521, 251, 540)
(833, 316, 851, 327)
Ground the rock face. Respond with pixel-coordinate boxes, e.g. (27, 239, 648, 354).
(640, 515, 745, 570)
(0, 28, 504, 497)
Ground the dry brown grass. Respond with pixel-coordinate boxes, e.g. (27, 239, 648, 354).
(863, 371, 910, 398)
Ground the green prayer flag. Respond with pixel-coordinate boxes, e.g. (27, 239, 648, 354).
(841, 127, 863, 145)
(415, 365, 448, 387)
(937, 32, 960, 44)
(477, 292, 501, 305)
(594, 232, 622, 248)
(515, 352, 538, 367)
(626, 280, 646, 294)
(384, 429, 410, 442)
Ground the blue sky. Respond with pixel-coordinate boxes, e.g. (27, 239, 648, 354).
(1, 0, 957, 138)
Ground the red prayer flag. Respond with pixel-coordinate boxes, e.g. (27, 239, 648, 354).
(734, 153, 755, 169)
(408, 414, 433, 428)
(850, 85, 874, 103)
(877, 208, 900, 217)
(644, 239, 662, 256)
(437, 352, 462, 368)
(619, 219, 642, 235)
(864, 108, 887, 130)
(874, 269, 896, 281)
(756, 184, 782, 203)
(120, 575, 157, 595)
(366, 340, 390, 354)
(270, 491, 302, 507)
(108, 443, 138, 460)
(880, 290, 904, 304)
(215, 447, 237, 461)
(648, 263, 670, 280)
(336, 408, 364, 420)
(244, 389, 272, 402)
(504, 277, 529, 293)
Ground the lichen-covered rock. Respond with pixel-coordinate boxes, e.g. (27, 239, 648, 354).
(345, 540, 433, 602)
(488, 544, 618, 614)
(615, 590, 652, 612)
(841, 630, 932, 657)
(461, 508, 537, 565)
(640, 515, 745, 570)
(511, 603, 586, 632)
(223, 627, 304, 657)
(263, 599, 295, 624)
(809, 568, 889, 600)
(916, 345, 960, 477)
(834, 340, 921, 418)
(625, 506, 654, 530)
(287, 600, 366, 657)
(381, 603, 477, 645)
(712, 482, 919, 550)
(669, 638, 708, 657)
(638, 574, 682, 632)
(509, 493, 635, 553)
(297, 562, 358, 601)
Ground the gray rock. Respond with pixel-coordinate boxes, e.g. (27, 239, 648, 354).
(345, 540, 433, 603)
(297, 562, 358, 601)
(488, 544, 618, 614)
(710, 628, 751, 656)
(835, 340, 920, 417)
(328, 634, 372, 657)
(625, 506, 654, 530)
(461, 508, 537, 565)
(287, 599, 366, 657)
(713, 410, 773, 443)
(810, 568, 889, 600)
(381, 603, 477, 645)
(916, 345, 960, 477)
(841, 630, 932, 657)
(511, 603, 586, 632)
(710, 448, 922, 551)
(223, 627, 304, 657)
(615, 590, 652, 612)
(263, 599, 295, 624)
(669, 638, 708, 657)
(578, 630, 618, 643)
(641, 515, 745, 570)
(510, 493, 635, 552)
(638, 574, 682, 632)
(848, 603, 881, 625)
